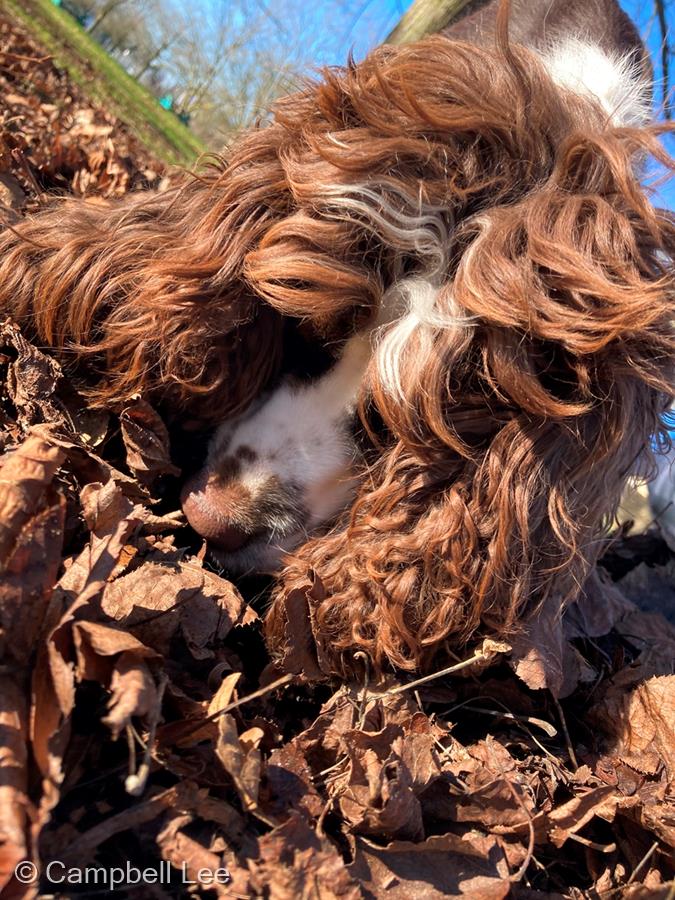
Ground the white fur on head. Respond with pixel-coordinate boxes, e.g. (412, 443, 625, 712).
(542, 38, 651, 126)
(374, 278, 475, 402)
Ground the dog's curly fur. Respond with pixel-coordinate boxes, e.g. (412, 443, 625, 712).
(0, 22, 673, 677)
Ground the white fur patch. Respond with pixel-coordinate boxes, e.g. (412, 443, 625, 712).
(374, 278, 475, 401)
(318, 181, 452, 279)
(542, 38, 651, 126)
(315, 182, 474, 400)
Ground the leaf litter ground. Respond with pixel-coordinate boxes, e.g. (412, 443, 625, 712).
(0, 12, 673, 900)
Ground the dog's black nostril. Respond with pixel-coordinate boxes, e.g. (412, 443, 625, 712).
(181, 469, 252, 553)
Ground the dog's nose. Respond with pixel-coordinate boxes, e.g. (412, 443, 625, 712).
(180, 470, 250, 552)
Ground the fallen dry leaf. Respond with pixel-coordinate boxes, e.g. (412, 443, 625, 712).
(270, 573, 327, 679)
(0, 432, 64, 567)
(216, 715, 265, 814)
(245, 812, 362, 900)
(546, 785, 620, 848)
(422, 736, 539, 835)
(102, 651, 159, 739)
(592, 675, 675, 781)
(157, 812, 230, 898)
(509, 592, 566, 695)
(348, 832, 512, 899)
(120, 397, 180, 486)
(331, 723, 424, 840)
(0, 483, 64, 668)
(1, 322, 109, 442)
(260, 743, 326, 822)
(0, 675, 30, 895)
(101, 557, 257, 658)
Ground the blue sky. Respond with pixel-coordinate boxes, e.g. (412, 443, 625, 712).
(313, 0, 673, 209)
(623, 0, 674, 208)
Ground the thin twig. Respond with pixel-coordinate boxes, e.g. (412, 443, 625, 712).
(126, 672, 168, 796)
(552, 695, 578, 770)
(568, 832, 617, 853)
(626, 840, 659, 885)
(155, 672, 295, 747)
(0, 50, 52, 63)
(206, 672, 294, 721)
(457, 704, 558, 737)
(125, 723, 137, 785)
(315, 795, 334, 839)
(507, 782, 535, 883)
(371, 650, 486, 697)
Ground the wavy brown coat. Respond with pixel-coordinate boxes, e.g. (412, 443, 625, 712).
(0, 33, 673, 676)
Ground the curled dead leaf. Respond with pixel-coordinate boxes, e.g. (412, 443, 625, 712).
(157, 812, 230, 899)
(348, 831, 512, 899)
(330, 724, 424, 841)
(591, 675, 675, 782)
(546, 786, 620, 849)
(120, 397, 180, 486)
(0, 675, 30, 894)
(216, 715, 264, 814)
(102, 651, 159, 739)
(0, 433, 64, 567)
(245, 812, 361, 900)
(101, 558, 257, 658)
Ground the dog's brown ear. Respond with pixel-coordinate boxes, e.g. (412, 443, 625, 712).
(267, 124, 675, 679)
(0, 163, 286, 425)
(443, 125, 674, 609)
(451, 125, 674, 422)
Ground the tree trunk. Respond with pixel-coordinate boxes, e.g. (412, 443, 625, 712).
(134, 37, 176, 80)
(87, 0, 128, 35)
(385, 0, 474, 45)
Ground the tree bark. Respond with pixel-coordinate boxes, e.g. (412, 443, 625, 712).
(87, 0, 129, 35)
(385, 0, 473, 45)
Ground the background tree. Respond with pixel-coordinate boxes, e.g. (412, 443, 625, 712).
(68, 0, 673, 144)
